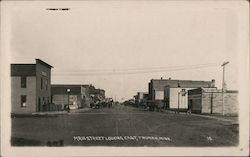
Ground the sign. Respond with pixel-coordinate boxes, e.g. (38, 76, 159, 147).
(155, 91, 164, 100)
(69, 95, 77, 101)
(41, 71, 47, 76)
(181, 89, 187, 96)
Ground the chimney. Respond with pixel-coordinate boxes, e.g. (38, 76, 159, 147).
(211, 79, 215, 87)
(178, 80, 180, 87)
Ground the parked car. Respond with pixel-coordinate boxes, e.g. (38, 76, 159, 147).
(69, 104, 78, 110)
(69, 102, 78, 110)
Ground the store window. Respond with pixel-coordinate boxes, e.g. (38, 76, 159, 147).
(21, 95, 27, 107)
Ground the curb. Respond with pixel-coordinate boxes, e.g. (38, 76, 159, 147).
(162, 109, 238, 123)
(32, 111, 68, 115)
(190, 114, 238, 123)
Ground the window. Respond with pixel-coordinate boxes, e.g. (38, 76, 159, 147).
(41, 78, 43, 90)
(21, 77, 27, 88)
(21, 95, 27, 107)
(45, 79, 48, 91)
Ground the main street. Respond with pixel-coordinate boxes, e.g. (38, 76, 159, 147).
(12, 104, 238, 146)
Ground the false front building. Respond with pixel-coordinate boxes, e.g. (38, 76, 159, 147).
(11, 59, 53, 114)
(135, 92, 149, 107)
(51, 84, 105, 110)
(51, 84, 91, 110)
(148, 78, 216, 110)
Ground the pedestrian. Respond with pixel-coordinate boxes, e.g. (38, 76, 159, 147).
(187, 104, 192, 114)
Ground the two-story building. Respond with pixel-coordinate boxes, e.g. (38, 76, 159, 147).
(11, 59, 53, 114)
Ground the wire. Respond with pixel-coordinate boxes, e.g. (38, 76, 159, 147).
(54, 63, 219, 72)
(52, 63, 220, 76)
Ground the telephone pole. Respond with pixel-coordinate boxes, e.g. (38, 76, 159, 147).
(221, 61, 229, 116)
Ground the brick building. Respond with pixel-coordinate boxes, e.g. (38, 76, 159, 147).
(188, 88, 238, 115)
(148, 78, 215, 109)
(11, 59, 53, 114)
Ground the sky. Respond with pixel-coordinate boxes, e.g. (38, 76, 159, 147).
(7, 1, 245, 101)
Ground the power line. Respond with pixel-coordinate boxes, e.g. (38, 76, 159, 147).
(52, 63, 220, 76)
(54, 63, 220, 72)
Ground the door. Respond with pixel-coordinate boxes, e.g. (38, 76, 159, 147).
(38, 98, 41, 112)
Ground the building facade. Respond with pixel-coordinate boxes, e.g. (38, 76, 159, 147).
(148, 78, 216, 109)
(135, 92, 148, 107)
(164, 87, 194, 109)
(11, 59, 53, 114)
(188, 88, 238, 115)
(149, 78, 215, 101)
(51, 84, 105, 109)
(51, 84, 90, 110)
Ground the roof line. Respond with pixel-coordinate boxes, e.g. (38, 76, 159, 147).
(11, 64, 35, 66)
(151, 79, 213, 82)
(36, 59, 53, 68)
(52, 84, 83, 86)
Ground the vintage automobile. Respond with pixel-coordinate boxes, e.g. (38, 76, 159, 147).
(69, 102, 78, 110)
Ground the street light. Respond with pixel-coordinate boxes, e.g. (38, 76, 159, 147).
(178, 92, 180, 113)
(67, 88, 70, 112)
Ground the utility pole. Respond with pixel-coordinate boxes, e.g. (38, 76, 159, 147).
(221, 61, 229, 116)
(67, 88, 71, 113)
(210, 92, 213, 114)
(177, 92, 180, 114)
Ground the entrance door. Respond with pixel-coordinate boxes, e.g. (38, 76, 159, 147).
(38, 98, 41, 112)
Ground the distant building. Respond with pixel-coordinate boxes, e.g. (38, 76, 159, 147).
(188, 88, 238, 115)
(81, 85, 92, 107)
(51, 84, 105, 109)
(88, 86, 106, 104)
(51, 84, 91, 110)
(164, 87, 194, 110)
(135, 92, 148, 107)
(148, 78, 216, 110)
(89, 87, 105, 100)
(11, 59, 53, 114)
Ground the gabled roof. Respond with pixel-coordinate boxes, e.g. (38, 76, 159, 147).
(36, 59, 53, 68)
